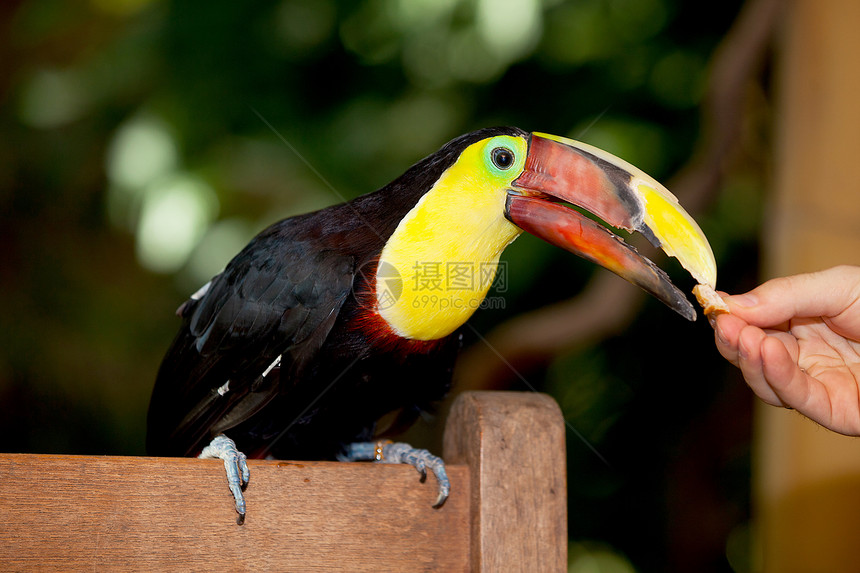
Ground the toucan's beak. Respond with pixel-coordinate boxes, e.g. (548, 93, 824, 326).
(505, 132, 716, 321)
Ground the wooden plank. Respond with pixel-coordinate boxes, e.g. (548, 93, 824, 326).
(0, 454, 469, 572)
(443, 391, 567, 572)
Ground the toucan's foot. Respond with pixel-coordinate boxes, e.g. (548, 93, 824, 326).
(339, 441, 450, 508)
(199, 434, 250, 525)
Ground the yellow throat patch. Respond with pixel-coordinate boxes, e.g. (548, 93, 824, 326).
(375, 135, 527, 340)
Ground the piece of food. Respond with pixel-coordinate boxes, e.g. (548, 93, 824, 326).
(693, 283, 729, 316)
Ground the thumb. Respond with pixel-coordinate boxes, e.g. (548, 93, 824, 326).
(723, 266, 860, 331)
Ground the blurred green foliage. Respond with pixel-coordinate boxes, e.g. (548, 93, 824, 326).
(0, 0, 769, 571)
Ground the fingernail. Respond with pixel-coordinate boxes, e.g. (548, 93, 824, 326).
(714, 321, 728, 345)
(738, 337, 750, 359)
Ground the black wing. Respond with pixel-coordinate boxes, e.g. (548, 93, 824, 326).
(146, 220, 356, 457)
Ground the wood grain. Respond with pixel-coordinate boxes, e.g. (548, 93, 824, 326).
(0, 455, 469, 572)
(0, 391, 566, 572)
(443, 391, 567, 572)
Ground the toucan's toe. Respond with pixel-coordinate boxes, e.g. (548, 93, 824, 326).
(199, 434, 249, 525)
(339, 440, 450, 508)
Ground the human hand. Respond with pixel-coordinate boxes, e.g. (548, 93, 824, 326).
(712, 265, 860, 436)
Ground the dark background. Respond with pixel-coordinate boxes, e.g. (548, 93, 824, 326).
(0, 1, 771, 571)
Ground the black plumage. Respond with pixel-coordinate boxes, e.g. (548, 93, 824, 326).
(146, 127, 526, 460)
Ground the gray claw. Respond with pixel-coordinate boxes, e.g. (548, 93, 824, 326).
(382, 442, 450, 509)
(339, 440, 450, 508)
(199, 434, 249, 524)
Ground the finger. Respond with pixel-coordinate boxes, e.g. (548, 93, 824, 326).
(759, 336, 836, 429)
(736, 324, 785, 407)
(759, 335, 808, 398)
(712, 312, 749, 366)
(725, 266, 860, 330)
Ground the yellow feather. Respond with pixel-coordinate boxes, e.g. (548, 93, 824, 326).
(376, 135, 526, 340)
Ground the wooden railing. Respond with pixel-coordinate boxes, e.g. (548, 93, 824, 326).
(0, 391, 566, 572)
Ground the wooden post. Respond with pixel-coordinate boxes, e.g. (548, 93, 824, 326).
(443, 391, 567, 572)
(758, 0, 860, 570)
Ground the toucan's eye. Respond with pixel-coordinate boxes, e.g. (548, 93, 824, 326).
(491, 147, 515, 170)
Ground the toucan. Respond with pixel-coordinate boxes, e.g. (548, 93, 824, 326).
(147, 126, 716, 524)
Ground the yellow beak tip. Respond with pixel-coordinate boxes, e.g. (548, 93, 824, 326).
(636, 182, 717, 289)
